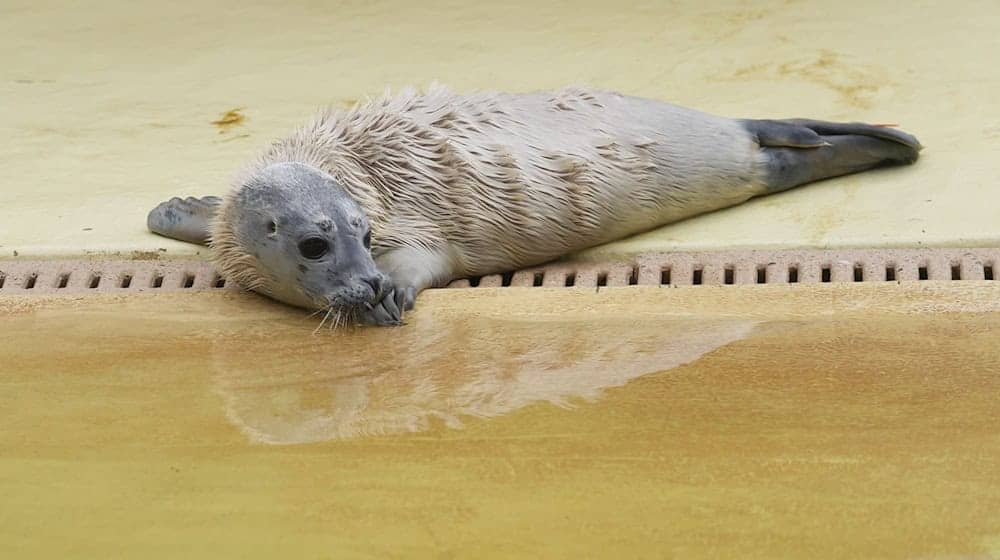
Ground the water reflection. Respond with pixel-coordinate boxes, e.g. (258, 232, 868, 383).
(211, 314, 755, 444)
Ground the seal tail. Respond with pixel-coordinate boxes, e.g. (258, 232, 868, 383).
(743, 118, 923, 193)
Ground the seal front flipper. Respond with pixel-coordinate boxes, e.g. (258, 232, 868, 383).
(358, 285, 403, 327)
(361, 244, 457, 325)
(147, 195, 222, 245)
(357, 246, 448, 327)
(743, 118, 922, 194)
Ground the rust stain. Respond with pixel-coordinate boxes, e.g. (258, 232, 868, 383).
(719, 49, 890, 109)
(211, 108, 247, 134)
(777, 50, 881, 109)
(693, 3, 799, 41)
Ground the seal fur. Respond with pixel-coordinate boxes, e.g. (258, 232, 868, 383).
(214, 85, 763, 287)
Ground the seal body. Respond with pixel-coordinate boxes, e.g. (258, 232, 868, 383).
(148, 84, 921, 325)
(233, 85, 764, 278)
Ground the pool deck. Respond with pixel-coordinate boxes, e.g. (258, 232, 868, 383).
(2, 0, 999, 261)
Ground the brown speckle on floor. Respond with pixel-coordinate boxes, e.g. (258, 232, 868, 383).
(210, 108, 247, 134)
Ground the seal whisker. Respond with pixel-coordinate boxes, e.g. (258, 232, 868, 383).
(312, 308, 333, 335)
(306, 307, 327, 320)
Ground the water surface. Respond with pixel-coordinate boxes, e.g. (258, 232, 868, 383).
(2, 286, 999, 559)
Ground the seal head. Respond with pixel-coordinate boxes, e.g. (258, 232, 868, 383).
(211, 162, 386, 313)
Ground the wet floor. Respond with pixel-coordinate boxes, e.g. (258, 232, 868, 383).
(2, 285, 1000, 559)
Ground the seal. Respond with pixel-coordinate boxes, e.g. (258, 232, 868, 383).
(147, 84, 922, 326)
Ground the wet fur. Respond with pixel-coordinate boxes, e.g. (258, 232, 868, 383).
(202, 84, 920, 322)
(211, 84, 771, 288)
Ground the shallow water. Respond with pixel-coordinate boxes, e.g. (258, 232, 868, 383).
(2, 286, 1000, 559)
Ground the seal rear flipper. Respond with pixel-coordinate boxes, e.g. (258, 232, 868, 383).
(147, 195, 222, 246)
(744, 118, 922, 194)
(776, 119, 922, 151)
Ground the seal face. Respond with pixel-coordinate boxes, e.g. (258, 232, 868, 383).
(213, 162, 387, 314)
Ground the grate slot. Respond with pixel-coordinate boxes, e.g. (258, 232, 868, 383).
(660, 268, 671, 285)
(788, 266, 799, 284)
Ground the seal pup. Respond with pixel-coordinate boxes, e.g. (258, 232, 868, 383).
(147, 84, 922, 326)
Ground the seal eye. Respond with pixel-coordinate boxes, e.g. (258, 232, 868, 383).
(363, 230, 371, 249)
(298, 237, 329, 260)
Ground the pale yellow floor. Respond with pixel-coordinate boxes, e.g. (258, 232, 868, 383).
(3, 284, 1000, 559)
(1, 0, 999, 260)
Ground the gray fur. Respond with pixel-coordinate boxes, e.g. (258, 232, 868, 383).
(218, 162, 392, 320)
(146, 84, 922, 326)
(147, 195, 222, 245)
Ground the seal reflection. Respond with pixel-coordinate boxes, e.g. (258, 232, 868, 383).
(210, 314, 756, 443)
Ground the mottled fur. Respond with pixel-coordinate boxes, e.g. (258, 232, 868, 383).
(211, 84, 767, 293)
(193, 83, 920, 324)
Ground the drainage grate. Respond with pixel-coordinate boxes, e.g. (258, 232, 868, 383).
(0, 248, 997, 295)
(446, 248, 1000, 289)
(0, 259, 224, 295)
